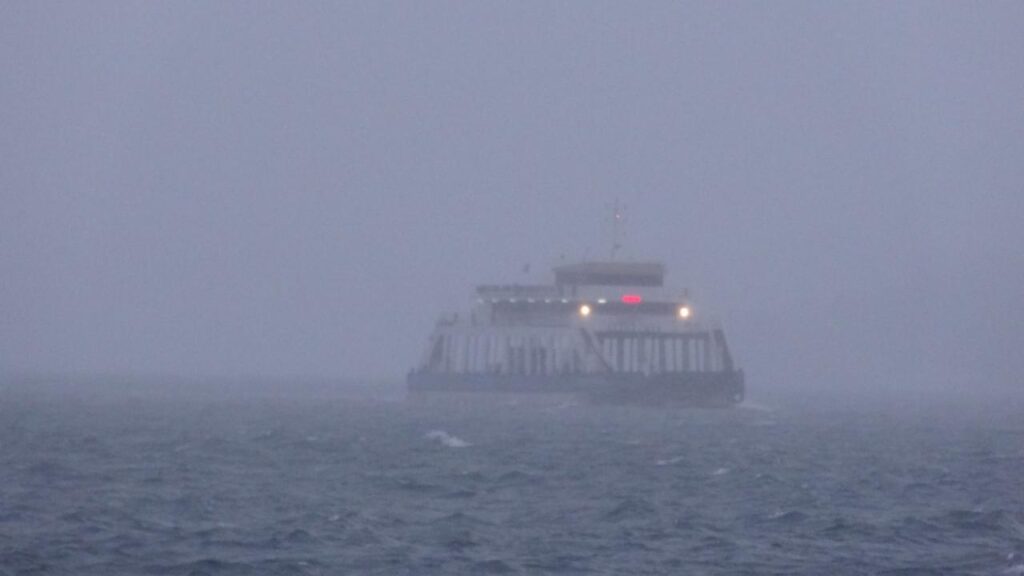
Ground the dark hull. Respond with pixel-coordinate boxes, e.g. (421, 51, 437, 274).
(407, 371, 744, 408)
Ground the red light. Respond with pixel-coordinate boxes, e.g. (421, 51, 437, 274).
(621, 294, 642, 304)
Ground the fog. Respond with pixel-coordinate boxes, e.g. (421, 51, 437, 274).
(3, 2, 1022, 404)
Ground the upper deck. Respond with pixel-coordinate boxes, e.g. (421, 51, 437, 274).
(473, 260, 689, 326)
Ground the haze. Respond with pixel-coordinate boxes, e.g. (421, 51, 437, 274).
(3, 2, 1022, 403)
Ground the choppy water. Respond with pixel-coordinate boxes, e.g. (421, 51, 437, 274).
(1, 386, 1023, 575)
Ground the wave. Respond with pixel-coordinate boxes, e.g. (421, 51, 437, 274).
(147, 558, 253, 575)
(472, 559, 516, 574)
(940, 509, 1013, 532)
(767, 510, 808, 523)
(602, 497, 656, 522)
(492, 469, 543, 487)
(435, 511, 494, 526)
(424, 430, 471, 448)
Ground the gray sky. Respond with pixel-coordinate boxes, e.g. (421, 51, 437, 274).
(2, 2, 1022, 394)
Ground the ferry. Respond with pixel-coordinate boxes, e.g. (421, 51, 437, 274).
(407, 220, 745, 407)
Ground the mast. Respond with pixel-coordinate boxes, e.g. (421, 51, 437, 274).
(609, 199, 625, 260)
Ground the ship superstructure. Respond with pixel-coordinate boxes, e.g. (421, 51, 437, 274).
(407, 259, 745, 406)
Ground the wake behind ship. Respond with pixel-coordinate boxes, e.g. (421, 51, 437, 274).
(407, 259, 745, 407)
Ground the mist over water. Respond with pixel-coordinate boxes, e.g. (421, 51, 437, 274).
(3, 2, 1024, 393)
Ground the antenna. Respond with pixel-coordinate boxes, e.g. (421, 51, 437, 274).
(608, 199, 626, 260)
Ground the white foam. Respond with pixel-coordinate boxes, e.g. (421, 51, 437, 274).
(425, 430, 471, 448)
(712, 467, 730, 476)
(655, 456, 685, 466)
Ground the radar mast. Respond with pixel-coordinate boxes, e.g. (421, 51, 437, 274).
(609, 199, 626, 260)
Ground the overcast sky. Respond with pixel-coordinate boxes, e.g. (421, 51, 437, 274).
(2, 2, 1022, 396)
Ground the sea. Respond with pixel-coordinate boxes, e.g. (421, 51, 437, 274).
(1, 379, 1022, 575)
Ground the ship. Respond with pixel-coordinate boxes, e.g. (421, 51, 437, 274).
(407, 216, 745, 407)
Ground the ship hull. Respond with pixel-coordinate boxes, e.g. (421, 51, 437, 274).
(406, 371, 744, 407)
